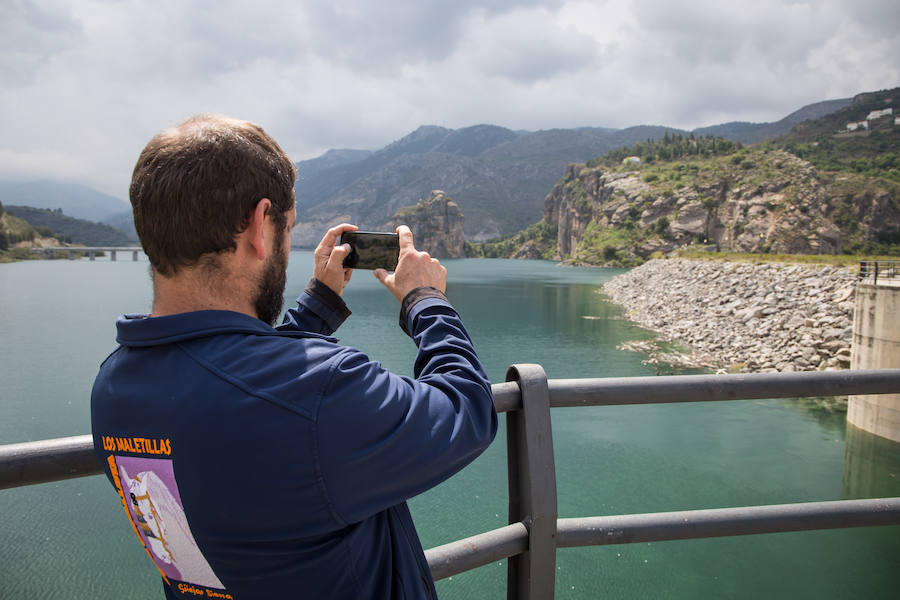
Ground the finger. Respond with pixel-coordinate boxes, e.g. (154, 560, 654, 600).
(317, 223, 357, 254)
(373, 268, 389, 284)
(328, 243, 352, 269)
(395, 225, 414, 251)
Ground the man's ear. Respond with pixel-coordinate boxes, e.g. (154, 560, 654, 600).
(246, 198, 271, 262)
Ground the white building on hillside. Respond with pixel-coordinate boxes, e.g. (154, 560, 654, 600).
(866, 108, 893, 121)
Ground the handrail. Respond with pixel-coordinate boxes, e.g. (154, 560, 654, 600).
(859, 260, 900, 284)
(7, 369, 895, 490)
(425, 498, 900, 580)
(2, 367, 900, 598)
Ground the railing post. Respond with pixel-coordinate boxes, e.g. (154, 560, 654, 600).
(505, 364, 558, 599)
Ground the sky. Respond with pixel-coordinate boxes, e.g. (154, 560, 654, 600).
(1, 0, 898, 200)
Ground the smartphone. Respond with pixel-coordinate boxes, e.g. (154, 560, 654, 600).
(340, 231, 400, 270)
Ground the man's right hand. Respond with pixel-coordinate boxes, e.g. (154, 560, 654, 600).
(314, 223, 357, 297)
(374, 225, 446, 302)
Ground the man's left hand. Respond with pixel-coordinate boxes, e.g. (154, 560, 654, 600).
(314, 223, 357, 296)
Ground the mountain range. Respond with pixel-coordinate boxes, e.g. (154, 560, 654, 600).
(0, 95, 856, 247)
(291, 97, 851, 245)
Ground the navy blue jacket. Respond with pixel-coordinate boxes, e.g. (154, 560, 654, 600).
(91, 281, 497, 599)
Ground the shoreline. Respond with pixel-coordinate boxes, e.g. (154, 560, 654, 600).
(602, 258, 857, 374)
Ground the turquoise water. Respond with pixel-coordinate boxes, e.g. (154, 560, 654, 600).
(0, 253, 897, 599)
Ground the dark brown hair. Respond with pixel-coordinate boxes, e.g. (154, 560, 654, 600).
(130, 114, 297, 276)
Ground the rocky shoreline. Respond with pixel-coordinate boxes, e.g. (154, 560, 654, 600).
(603, 258, 857, 373)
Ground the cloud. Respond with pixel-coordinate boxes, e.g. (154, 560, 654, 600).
(0, 0, 897, 198)
(456, 8, 598, 83)
(0, 0, 82, 84)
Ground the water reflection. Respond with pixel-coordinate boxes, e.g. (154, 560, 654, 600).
(842, 423, 900, 499)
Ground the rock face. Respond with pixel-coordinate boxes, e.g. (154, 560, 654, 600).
(391, 190, 466, 258)
(542, 149, 900, 265)
(603, 258, 857, 373)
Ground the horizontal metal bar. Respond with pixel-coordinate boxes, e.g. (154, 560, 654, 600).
(546, 369, 900, 408)
(424, 499, 900, 580)
(0, 434, 101, 490)
(2, 370, 899, 488)
(491, 381, 521, 413)
(425, 522, 529, 581)
(556, 498, 900, 547)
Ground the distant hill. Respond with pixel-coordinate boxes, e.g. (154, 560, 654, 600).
(694, 98, 853, 144)
(474, 88, 900, 264)
(0, 93, 861, 249)
(291, 97, 854, 246)
(5, 205, 135, 246)
(297, 148, 373, 179)
(292, 123, 685, 245)
(0, 206, 44, 250)
(0, 180, 128, 222)
(478, 141, 899, 265)
(100, 210, 138, 241)
(778, 87, 899, 180)
(786, 88, 898, 142)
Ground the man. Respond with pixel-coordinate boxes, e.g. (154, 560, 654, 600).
(91, 114, 497, 599)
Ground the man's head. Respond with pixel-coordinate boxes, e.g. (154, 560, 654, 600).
(130, 114, 297, 277)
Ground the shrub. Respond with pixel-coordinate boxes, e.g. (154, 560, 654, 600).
(653, 216, 670, 236)
(602, 245, 618, 261)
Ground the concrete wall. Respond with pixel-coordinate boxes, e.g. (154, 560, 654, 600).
(849, 281, 900, 442)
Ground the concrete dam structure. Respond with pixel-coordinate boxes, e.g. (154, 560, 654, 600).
(849, 262, 900, 442)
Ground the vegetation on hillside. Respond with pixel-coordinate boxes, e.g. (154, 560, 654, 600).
(590, 133, 743, 167)
(5, 205, 134, 246)
(0, 201, 62, 261)
(489, 125, 899, 265)
(779, 87, 900, 181)
(1, 204, 45, 248)
(467, 220, 557, 259)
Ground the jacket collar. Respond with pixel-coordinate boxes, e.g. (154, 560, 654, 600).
(115, 310, 336, 347)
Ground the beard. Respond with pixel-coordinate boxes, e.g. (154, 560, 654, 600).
(253, 233, 289, 326)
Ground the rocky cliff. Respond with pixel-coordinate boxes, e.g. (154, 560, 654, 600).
(391, 190, 466, 258)
(541, 148, 899, 265)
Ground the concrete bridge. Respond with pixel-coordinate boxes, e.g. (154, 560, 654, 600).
(31, 246, 144, 261)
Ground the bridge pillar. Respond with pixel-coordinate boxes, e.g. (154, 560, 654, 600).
(849, 268, 900, 442)
(89, 251, 95, 261)
(110, 250, 117, 261)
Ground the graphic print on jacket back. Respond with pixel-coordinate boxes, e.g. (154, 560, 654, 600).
(100, 435, 231, 598)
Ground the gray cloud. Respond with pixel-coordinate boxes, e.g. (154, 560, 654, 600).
(0, 0, 82, 84)
(0, 0, 896, 198)
(302, 0, 567, 69)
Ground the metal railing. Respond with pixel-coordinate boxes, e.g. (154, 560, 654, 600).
(859, 260, 900, 284)
(2, 368, 900, 599)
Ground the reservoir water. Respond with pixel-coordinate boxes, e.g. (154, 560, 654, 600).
(1, 252, 898, 599)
